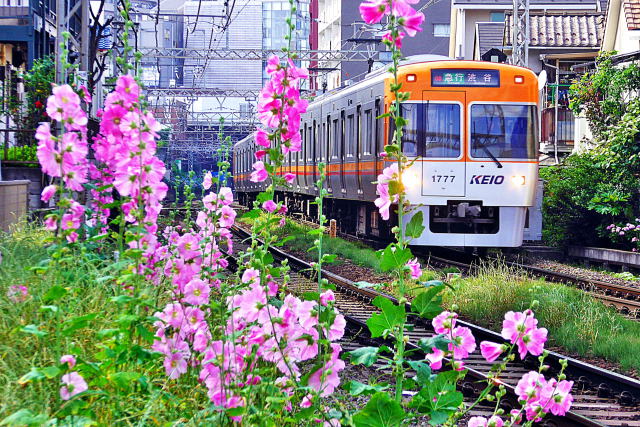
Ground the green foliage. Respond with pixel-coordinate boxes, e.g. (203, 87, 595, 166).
(352, 392, 406, 427)
(366, 296, 406, 338)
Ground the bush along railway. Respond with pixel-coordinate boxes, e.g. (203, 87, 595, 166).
(227, 225, 640, 426)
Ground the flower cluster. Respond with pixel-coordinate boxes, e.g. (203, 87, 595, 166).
(92, 75, 167, 246)
(426, 311, 476, 371)
(151, 176, 345, 420)
(7, 285, 29, 303)
(59, 355, 88, 401)
(36, 85, 90, 242)
(251, 55, 308, 187)
(607, 218, 640, 252)
(515, 371, 574, 420)
(374, 163, 399, 220)
(359, 0, 424, 47)
(478, 309, 548, 362)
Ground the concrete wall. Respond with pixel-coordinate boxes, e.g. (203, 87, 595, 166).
(613, 7, 640, 53)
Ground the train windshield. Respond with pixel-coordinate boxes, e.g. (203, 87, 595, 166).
(470, 104, 538, 159)
(401, 103, 461, 158)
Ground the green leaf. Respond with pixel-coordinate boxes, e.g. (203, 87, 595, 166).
(241, 208, 261, 219)
(43, 285, 67, 302)
(18, 367, 45, 385)
(0, 409, 48, 426)
(109, 371, 141, 390)
(379, 246, 412, 272)
(418, 334, 450, 353)
(39, 305, 59, 314)
(53, 416, 96, 427)
(41, 366, 61, 379)
(405, 211, 425, 239)
(410, 370, 463, 421)
(366, 297, 406, 338)
(411, 285, 444, 319)
(62, 313, 98, 336)
(352, 392, 405, 427)
(407, 360, 432, 386)
(347, 380, 389, 396)
(21, 325, 47, 338)
(348, 347, 380, 367)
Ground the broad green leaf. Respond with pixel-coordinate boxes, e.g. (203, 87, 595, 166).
(0, 409, 48, 426)
(348, 347, 380, 367)
(411, 285, 444, 319)
(418, 334, 450, 353)
(39, 305, 59, 314)
(347, 380, 389, 396)
(405, 211, 425, 239)
(62, 313, 98, 336)
(407, 360, 432, 387)
(109, 371, 141, 390)
(352, 392, 405, 427)
(52, 416, 96, 427)
(21, 325, 47, 338)
(241, 208, 261, 219)
(379, 246, 412, 272)
(366, 297, 406, 338)
(43, 285, 67, 302)
(41, 366, 61, 379)
(18, 367, 45, 385)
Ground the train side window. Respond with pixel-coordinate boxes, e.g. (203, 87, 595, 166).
(326, 116, 331, 162)
(313, 120, 317, 162)
(363, 109, 372, 155)
(346, 114, 354, 158)
(374, 100, 382, 156)
(332, 118, 339, 160)
(400, 103, 420, 157)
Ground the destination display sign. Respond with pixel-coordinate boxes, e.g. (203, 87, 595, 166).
(431, 69, 500, 88)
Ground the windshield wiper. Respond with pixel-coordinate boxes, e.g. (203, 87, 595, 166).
(472, 123, 503, 168)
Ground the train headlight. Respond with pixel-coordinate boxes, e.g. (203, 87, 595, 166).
(402, 169, 421, 190)
(511, 175, 526, 186)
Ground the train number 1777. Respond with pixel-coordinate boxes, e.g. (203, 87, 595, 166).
(431, 175, 455, 183)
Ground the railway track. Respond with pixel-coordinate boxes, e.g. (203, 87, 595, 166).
(228, 225, 640, 427)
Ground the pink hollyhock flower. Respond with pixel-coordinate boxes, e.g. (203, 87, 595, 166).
(308, 344, 345, 396)
(329, 313, 346, 340)
(515, 371, 546, 403)
(177, 233, 200, 260)
(203, 171, 213, 190)
(501, 310, 535, 342)
(359, 0, 388, 24)
(60, 372, 88, 400)
(374, 183, 392, 220)
(382, 31, 406, 48)
(219, 205, 236, 228)
(41, 185, 57, 202)
(468, 416, 488, 427)
(450, 326, 476, 359)
(320, 290, 335, 306)
(7, 285, 28, 302)
(262, 200, 278, 213)
(115, 75, 140, 103)
(79, 85, 92, 103)
(432, 310, 457, 334)
(184, 278, 210, 306)
(426, 347, 444, 370)
(60, 355, 76, 368)
(250, 161, 269, 182)
(47, 85, 81, 121)
(66, 231, 79, 243)
(44, 216, 57, 231)
(487, 416, 504, 427)
(406, 258, 421, 279)
(480, 341, 505, 362)
(255, 128, 270, 148)
(164, 352, 188, 379)
(393, 1, 425, 37)
(219, 187, 234, 205)
(540, 379, 574, 416)
(266, 55, 281, 74)
(284, 173, 296, 183)
(517, 326, 548, 360)
(241, 268, 260, 285)
(255, 150, 267, 160)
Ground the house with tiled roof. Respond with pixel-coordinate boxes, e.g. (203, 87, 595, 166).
(602, 0, 640, 53)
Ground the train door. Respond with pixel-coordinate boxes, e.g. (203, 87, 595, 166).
(421, 90, 466, 197)
(312, 120, 317, 192)
(340, 110, 346, 194)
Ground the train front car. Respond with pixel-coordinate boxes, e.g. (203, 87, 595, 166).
(398, 62, 539, 248)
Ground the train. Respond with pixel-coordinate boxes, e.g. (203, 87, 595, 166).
(233, 55, 540, 248)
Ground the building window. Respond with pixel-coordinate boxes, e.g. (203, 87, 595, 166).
(490, 12, 505, 22)
(433, 24, 450, 37)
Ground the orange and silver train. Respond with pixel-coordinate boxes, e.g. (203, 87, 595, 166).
(233, 55, 539, 247)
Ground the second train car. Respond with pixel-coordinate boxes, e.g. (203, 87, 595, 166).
(233, 55, 540, 247)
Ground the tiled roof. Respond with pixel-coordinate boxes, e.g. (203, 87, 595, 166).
(505, 12, 604, 48)
(624, 0, 640, 30)
(476, 22, 506, 56)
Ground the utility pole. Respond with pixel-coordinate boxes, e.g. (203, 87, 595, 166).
(55, 0, 65, 85)
(511, 0, 529, 68)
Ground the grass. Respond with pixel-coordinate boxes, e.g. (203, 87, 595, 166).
(443, 260, 640, 373)
(0, 224, 205, 423)
(260, 218, 386, 273)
